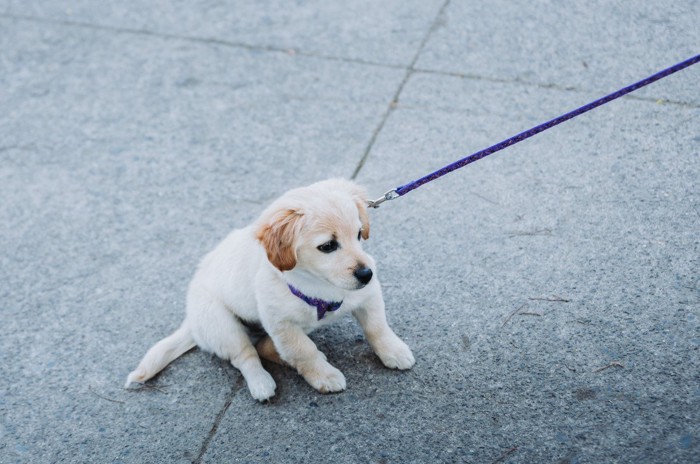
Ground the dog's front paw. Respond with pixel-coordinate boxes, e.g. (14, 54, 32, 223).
(301, 361, 346, 394)
(246, 370, 277, 402)
(376, 337, 415, 370)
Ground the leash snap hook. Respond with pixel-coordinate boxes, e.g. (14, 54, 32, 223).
(368, 189, 399, 208)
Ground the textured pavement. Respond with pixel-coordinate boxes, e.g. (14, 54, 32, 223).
(1, 1, 698, 463)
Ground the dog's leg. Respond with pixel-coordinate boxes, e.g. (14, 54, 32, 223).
(268, 325, 346, 393)
(255, 336, 285, 365)
(188, 289, 276, 402)
(353, 293, 415, 370)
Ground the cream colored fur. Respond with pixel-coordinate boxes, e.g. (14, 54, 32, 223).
(125, 179, 414, 401)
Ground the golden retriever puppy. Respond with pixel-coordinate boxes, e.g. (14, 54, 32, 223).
(125, 179, 415, 401)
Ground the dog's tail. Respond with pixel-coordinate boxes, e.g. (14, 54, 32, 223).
(124, 324, 195, 388)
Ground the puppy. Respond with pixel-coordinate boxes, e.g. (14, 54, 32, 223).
(125, 179, 415, 401)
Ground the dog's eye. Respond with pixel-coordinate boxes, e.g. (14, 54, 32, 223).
(357, 229, 362, 241)
(317, 240, 339, 253)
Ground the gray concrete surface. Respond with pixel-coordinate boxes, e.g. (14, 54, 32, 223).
(1, 1, 698, 463)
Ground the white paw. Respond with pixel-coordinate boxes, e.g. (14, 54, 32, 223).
(246, 370, 277, 402)
(376, 338, 415, 370)
(303, 362, 346, 394)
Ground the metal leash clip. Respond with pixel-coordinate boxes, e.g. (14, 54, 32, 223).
(367, 189, 399, 208)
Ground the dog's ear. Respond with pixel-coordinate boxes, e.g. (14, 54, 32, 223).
(341, 181, 370, 240)
(356, 198, 370, 240)
(256, 209, 304, 271)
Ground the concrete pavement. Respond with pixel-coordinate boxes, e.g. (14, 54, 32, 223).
(1, 1, 698, 463)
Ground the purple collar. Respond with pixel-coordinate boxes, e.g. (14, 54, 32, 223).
(287, 284, 343, 320)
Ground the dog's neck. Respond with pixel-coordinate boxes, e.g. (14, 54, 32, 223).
(283, 269, 345, 302)
(283, 269, 345, 320)
(286, 283, 342, 321)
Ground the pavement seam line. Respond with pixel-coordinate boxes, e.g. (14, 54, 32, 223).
(350, 0, 452, 180)
(192, 379, 241, 464)
(413, 67, 700, 109)
(0, 13, 406, 71)
(3, 12, 695, 110)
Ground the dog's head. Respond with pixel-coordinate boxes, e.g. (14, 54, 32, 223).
(256, 179, 373, 290)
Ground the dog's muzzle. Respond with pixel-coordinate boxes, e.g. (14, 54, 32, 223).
(353, 266, 373, 285)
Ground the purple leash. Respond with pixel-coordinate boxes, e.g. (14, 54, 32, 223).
(368, 54, 700, 208)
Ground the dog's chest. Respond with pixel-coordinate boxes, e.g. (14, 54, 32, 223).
(294, 298, 358, 333)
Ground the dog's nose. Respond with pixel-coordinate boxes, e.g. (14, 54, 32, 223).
(353, 266, 373, 285)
